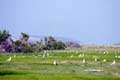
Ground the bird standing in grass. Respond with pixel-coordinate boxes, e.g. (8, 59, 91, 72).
(42, 53, 46, 58)
(103, 59, 106, 62)
(47, 53, 49, 57)
(82, 58, 86, 64)
(94, 58, 98, 62)
(111, 60, 116, 65)
(53, 60, 58, 65)
(6, 57, 12, 62)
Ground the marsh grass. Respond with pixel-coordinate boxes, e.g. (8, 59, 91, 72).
(0, 50, 120, 80)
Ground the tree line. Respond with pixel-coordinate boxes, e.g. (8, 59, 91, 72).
(0, 30, 66, 53)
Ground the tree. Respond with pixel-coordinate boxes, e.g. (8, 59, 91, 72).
(21, 43, 33, 53)
(13, 40, 22, 52)
(20, 32, 34, 53)
(47, 36, 56, 50)
(43, 36, 66, 50)
(44, 37, 48, 45)
(56, 41, 66, 49)
(11, 32, 33, 53)
(0, 30, 11, 43)
(21, 32, 29, 43)
(48, 36, 56, 41)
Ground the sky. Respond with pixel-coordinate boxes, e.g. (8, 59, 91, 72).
(0, 0, 120, 44)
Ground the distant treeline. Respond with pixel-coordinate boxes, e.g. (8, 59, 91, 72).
(0, 30, 80, 53)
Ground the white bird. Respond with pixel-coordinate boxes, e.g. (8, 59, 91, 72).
(103, 51, 109, 54)
(6, 57, 12, 62)
(103, 59, 106, 62)
(33, 55, 37, 58)
(103, 51, 106, 54)
(118, 56, 120, 58)
(82, 59, 86, 64)
(111, 60, 116, 65)
(79, 53, 85, 58)
(115, 55, 118, 58)
(47, 53, 49, 57)
(53, 60, 58, 65)
(94, 58, 98, 62)
(42, 53, 46, 58)
(115, 55, 120, 59)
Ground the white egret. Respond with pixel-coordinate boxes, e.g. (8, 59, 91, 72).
(94, 58, 98, 62)
(6, 57, 12, 62)
(82, 58, 86, 64)
(103, 59, 106, 62)
(47, 53, 49, 57)
(53, 60, 58, 65)
(111, 60, 116, 65)
(42, 53, 46, 58)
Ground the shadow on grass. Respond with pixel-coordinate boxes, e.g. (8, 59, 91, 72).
(0, 70, 28, 76)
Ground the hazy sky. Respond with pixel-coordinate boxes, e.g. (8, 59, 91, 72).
(0, 0, 120, 44)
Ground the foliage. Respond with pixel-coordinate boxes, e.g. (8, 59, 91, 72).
(20, 44, 33, 53)
(20, 32, 29, 42)
(0, 30, 10, 43)
(21, 32, 29, 38)
(0, 30, 67, 53)
(56, 41, 66, 49)
(14, 40, 21, 46)
(44, 36, 66, 50)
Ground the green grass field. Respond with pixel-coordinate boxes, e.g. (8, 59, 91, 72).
(0, 50, 120, 80)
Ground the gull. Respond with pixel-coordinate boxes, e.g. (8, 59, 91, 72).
(79, 53, 85, 58)
(42, 53, 46, 58)
(118, 56, 120, 58)
(6, 57, 12, 62)
(82, 58, 86, 64)
(33, 55, 37, 58)
(103, 51, 106, 54)
(53, 60, 58, 65)
(103, 51, 109, 54)
(94, 58, 98, 62)
(47, 53, 49, 57)
(110, 60, 116, 65)
(103, 59, 106, 62)
(115, 55, 120, 59)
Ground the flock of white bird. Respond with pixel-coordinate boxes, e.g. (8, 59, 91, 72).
(5, 51, 119, 66)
